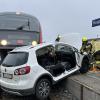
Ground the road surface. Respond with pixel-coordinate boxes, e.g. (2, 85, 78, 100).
(0, 79, 74, 100)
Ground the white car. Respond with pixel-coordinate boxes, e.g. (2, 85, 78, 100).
(0, 42, 89, 100)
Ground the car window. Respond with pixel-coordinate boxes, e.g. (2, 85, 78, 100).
(2, 52, 28, 67)
(55, 44, 73, 53)
(36, 45, 54, 56)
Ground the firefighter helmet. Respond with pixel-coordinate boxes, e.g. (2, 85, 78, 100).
(82, 37, 87, 42)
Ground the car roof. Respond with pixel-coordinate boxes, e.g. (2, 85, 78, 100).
(11, 42, 54, 52)
(11, 42, 75, 53)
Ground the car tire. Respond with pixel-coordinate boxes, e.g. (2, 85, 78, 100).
(35, 78, 51, 100)
(80, 59, 89, 74)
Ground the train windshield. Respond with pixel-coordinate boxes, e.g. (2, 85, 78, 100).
(0, 13, 41, 44)
(0, 13, 40, 32)
(0, 18, 30, 31)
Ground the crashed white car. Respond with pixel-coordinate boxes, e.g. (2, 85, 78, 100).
(0, 42, 89, 100)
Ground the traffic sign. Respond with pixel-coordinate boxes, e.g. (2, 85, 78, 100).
(92, 18, 100, 27)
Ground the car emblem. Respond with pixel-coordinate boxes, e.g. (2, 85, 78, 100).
(5, 68, 7, 72)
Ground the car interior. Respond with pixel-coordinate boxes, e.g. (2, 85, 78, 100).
(36, 44, 76, 76)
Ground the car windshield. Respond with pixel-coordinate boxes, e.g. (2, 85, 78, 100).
(2, 52, 28, 67)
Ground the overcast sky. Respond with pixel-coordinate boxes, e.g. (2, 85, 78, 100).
(0, 0, 100, 42)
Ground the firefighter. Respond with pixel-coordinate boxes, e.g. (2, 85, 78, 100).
(91, 39, 100, 70)
(55, 34, 61, 42)
(80, 37, 92, 54)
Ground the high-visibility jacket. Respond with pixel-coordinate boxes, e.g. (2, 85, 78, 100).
(91, 40, 100, 53)
(80, 42, 92, 54)
(91, 40, 100, 67)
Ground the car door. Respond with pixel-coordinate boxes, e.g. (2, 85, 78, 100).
(53, 43, 79, 81)
(55, 43, 77, 69)
(72, 47, 83, 67)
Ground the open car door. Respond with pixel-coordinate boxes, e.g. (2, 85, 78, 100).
(53, 43, 80, 81)
(72, 47, 83, 67)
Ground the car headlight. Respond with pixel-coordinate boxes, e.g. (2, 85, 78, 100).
(1, 40, 8, 46)
(32, 41, 37, 46)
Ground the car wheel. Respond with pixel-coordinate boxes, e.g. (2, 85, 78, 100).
(80, 59, 89, 74)
(36, 78, 51, 100)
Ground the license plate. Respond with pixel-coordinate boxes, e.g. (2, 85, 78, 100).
(3, 73, 13, 79)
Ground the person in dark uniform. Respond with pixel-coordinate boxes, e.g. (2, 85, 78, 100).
(55, 34, 61, 42)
